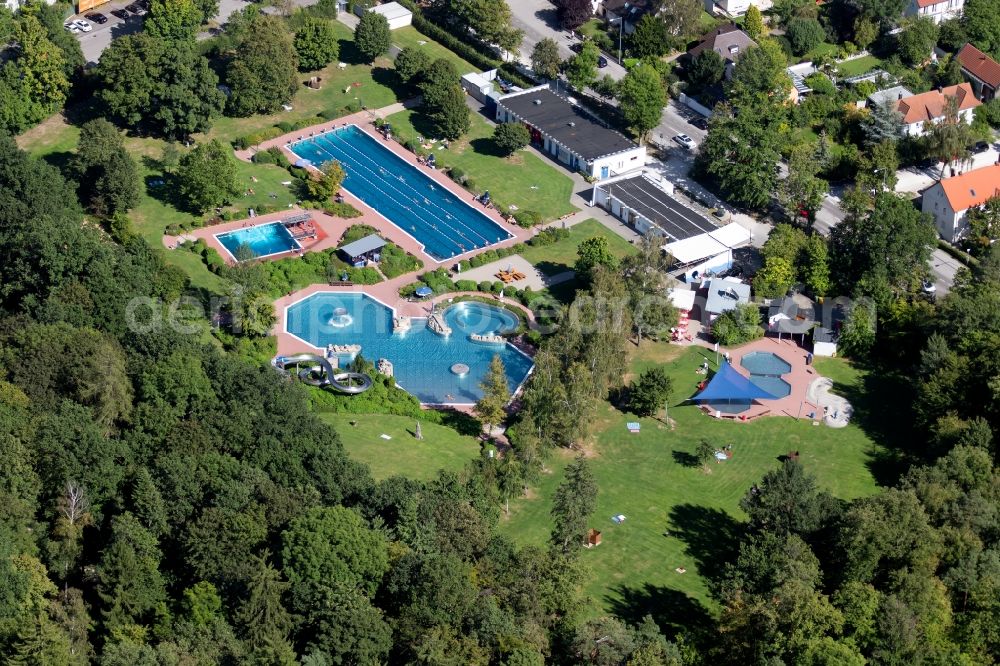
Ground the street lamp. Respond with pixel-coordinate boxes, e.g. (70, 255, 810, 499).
(610, 17, 623, 65)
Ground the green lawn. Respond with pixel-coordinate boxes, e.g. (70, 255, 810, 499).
(519, 218, 636, 276)
(391, 26, 480, 75)
(320, 413, 482, 481)
(836, 54, 883, 79)
(385, 109, 579, 221)
(501, 345, 882, 626)
(803, 41, 840, 63)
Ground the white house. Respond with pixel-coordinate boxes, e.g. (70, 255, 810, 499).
(921, 163, 1000, 242)
(904, 0, 964, 24)
(358, 1, 412, 29)
(703, 0, 770, 17)
(894, 83, 980, 137)
(495, 86, 646, 179)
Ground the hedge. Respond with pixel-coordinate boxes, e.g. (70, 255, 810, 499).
(324, 202, 363, 218)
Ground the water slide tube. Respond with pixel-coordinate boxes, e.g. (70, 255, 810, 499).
(275, 353, 373, 394)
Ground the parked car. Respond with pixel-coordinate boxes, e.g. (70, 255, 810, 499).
(569, 42, 583, 54)
(111, 9, 130, 20)
(922, 280, 937, 295)
(72, 19, 93, 31)
(85, 12, 108, 23)
(63, 22, 81, 32)
(690, 117, 709, 130)
(597, 55, 608, 68)
(673, 134, 696, 150)
(972, 141, 990, 154)
(126, 3, 145, 14)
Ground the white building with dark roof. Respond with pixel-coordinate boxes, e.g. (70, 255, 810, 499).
(495, 86, 646, 179)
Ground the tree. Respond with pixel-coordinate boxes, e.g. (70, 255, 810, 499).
(475, 355, 510, 438)
(304, 584, 392, 664)
(779, 143, 828, 224)
(69, 119, 141, 217)
(687, 49, 725, 90)
(744, 4, 765, 40)
(592, 75, 619, 100)
(354, 10, 391, 62)
(496, 455, 524, 515)
(97, 513, 167, 631)
(557, 0, 592, 30)
(395, 46, 431, 84)
(801, 234, 831, 296)
(305, 160, 346, 202)
(618, 62, 667, 143)
(550, 456, 598, 554)
(235, 554, 294, 658)
(963, 0, 1000, 57)
(857, 139, 899, 193)
(847, 0, 907, 24)
(924, 95, 975, 178)
(753, 256, 797, 298)
(47, 481, 92, 583)
(711, 302, 764, 346)
(728, 40, 790, 103)
(177, 140, 241, 213)
(531, 37, 561, 79)
(695, 439, 716, 466)
(226, 15, 299, 116)
(964, 195, 1000, 256)
(898, 17, 939, 66)
(565, 41, 600, 92)
(838, 298, 878, 357)
(575, 236, 619, 282)
(95, 34, 224, 139)
(293, 17, 339, 71)
(696, 100, 783, 210)
(429, 85, 471, 140)
(659, 0, 702, 39)
(786, 17, 825, 55)
(281, 506, 388, 599)
(145, 0, 203, 41)
(492, 122, 531, 156)
(861, 100, 904, 146)
(620, 233, 676, 342)
(630, 14, 670, 58)
(630, 367, 672, 418)
(419, 58, 459, 110)
(10, 15, 68, 120)
(740, 460, 837, 536)
(854, 15, 878, 50)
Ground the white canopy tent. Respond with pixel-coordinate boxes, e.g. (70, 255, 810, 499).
(662, 222, 751, 266)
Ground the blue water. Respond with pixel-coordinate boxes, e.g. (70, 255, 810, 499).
(285, 293, 533, 404)
(741, 351, 792, 376)
(748, 375, 791, 398)
(288, 125, 513, 261)
(216, 222, 300, 259)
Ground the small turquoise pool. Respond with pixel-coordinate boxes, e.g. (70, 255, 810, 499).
(749, 375, 791, 398)
(741, 351, 792, 376)
(216, 222, 300, 260)
(284, 294, 533, 404)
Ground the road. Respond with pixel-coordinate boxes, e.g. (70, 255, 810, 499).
(506, 0, 628, 81)
(72, 0, 251, 64)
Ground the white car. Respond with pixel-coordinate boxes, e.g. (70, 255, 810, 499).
(674, 134, 696, 150)
(73, 19, 93, 32)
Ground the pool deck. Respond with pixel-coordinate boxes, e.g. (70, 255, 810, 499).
(695, 337, 822, 422)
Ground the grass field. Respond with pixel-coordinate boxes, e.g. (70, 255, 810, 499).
(519, 218, 636, 276)
(836, 54, 883, 78)
(385, 109, 579, 222)
(500, 344, 882, 627)
(320, 413, 482, 481)
(391, 26, 480, 75)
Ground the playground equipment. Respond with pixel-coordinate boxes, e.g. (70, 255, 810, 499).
(275, 353, 373, 394)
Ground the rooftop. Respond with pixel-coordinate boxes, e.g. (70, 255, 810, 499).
(497, 87, 638, 161)
(601, 174, 717, 242)
(895, 83, 980, 124)
(957, 43, 1000, 88)
(687, 24, 757, 64)
(703, 277, 751, 315)
(339, 233, 387, 259)
(867, 85, 913, 108)
(937, 163, 1000, 212)
(368, 1, 411, 21)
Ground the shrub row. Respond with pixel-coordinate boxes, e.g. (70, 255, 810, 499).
(251, 146, 291, 168)
(323, 202, 363, 218)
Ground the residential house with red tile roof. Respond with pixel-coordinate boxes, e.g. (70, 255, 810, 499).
(921, 163, 1000, 241)
(895, 83, 980, 137)
(957, 43, 1000, 101)
(904, 0, 965, 23)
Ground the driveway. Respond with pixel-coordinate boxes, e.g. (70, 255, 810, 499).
(652, 99, 707, 150)
(506, 0, 628, 81)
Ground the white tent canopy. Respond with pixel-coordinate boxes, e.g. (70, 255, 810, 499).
(662, 222, 751, 265)
(668, 288, 696, 311)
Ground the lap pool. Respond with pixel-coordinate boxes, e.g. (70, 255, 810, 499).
(288, 125, 513, 262)
(284, 293, 533, 405)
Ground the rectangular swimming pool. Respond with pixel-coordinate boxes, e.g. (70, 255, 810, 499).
(288, 125, 514, 261)
(216, 222, 300, 260)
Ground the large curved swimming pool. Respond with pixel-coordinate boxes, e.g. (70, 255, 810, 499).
(284, 293, 533, 404)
